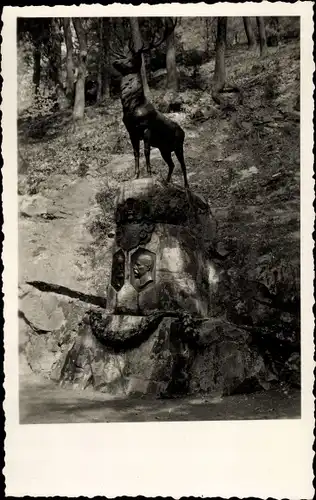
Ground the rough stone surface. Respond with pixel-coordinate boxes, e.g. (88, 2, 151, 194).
(19, 285, 66, 332)
(19, 176, 300, 399)
(19, 288, 102, 379)
(190, 318, 276, 396)
(54, 313, 279, 398)
(59, 316, 183, 396)
(18, 175, 112, 296)
(105, 178, 218, 316)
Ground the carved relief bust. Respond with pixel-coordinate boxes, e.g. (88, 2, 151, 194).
(131, 248, 156, 292)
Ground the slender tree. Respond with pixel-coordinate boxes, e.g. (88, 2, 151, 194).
(103, 18, 111, 99)
(72, 18, 87, 127)
(205, 18, 211, 58)
(256, 17, 267, 56)
(49, 18, 68, 110)
(97, 18, 105, 102)
(243, 17, 256, 49)
(130, 17, 150, 98)
(32, 47, 41, 95)
(166, 17, 178, 93)
(211, 17, 242, 107)
(63, 17, 75, 106)
(17, 18, 52, 96)
(212, 17, 227, 105)
(97, 17, 111, 102)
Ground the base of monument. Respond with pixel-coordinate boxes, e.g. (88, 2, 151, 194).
(54, 311, 277, 399)
(56, 312, 193, 397)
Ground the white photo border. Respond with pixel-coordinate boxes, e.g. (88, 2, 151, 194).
(2, 3, 314, 498)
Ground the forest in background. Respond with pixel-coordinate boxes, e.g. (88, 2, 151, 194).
(18, 16, 301, 398)
(17, 16, 299, 119)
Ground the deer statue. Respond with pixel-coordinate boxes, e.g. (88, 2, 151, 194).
(112, 22, 189, 189)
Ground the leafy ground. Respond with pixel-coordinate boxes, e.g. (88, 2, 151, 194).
(18, 41, 300, 421)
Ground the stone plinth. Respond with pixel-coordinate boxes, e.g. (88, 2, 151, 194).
(56, 180, 281, 398)
(58, 179, 220, 397)
(104, 178, 218, 317)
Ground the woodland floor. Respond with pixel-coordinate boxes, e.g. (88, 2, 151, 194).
(20, 375, 300, 424)
(18, 41, 301, 422)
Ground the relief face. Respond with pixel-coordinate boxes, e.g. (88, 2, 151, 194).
(111, 249, 125, 291)
(131, 248, 156, 292)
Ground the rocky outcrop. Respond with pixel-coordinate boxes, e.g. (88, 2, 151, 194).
(19, 178, 300, 398)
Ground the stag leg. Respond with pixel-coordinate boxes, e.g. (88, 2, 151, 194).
(143, 129, 152, 176)
(160, 149, 176, 184)
(175, 145, 189, 189)
(130, 134, 140, 179)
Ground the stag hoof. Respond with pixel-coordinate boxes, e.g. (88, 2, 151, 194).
(134, 173, 140, 180)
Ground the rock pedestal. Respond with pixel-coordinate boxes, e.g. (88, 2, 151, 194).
(47, 179, 286, 397)
(106, 178, 218, 317)
(58, 179, 220, 396)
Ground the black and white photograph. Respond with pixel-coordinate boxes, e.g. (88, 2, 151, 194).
(16, 13, 303, 423)
(2, 3, 314, 498)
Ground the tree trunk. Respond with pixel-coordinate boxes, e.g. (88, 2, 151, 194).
(63, 17, 75, 106)
(130, 17, 150, 99)
(243, 17, 256, 49)
(97, 18, 104, 103)
(256, 17, 267, 56)
(97, 17, 111, 102)
(72, 18, 87, 126)
(103, 18, 111, 99)
(32, 47, 41, 95)
(166, 18, 178, 93)
(50, 18, 68, 110)
(212, 17, 227, 104)
(205, 18, 211, 58)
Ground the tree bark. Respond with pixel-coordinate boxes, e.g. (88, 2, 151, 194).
(256, 17, 268, 56)
(63, 17, 75, 106)
(130, 17, 150, 99)
(50, 18, 68, 110)
(97, 18, 104, 103)
(166, 18, 178, 92)
(205, 18, 211, 58)
(32, 47, 41, 95)
(103, 18, 111, 99)
(97, 17, 111, 102)
(72, 18, 87, 126)
(243, 17, 256, 49)
(212, 17, 227, 104)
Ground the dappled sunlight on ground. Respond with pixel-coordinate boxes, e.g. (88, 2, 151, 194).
(20, 375, 300, 424)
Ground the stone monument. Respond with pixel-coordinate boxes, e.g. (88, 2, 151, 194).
(59, 178, 221, 396)
(106, 178, 218, 317)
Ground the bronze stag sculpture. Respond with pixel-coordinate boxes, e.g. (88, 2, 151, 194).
(113, 27, 189, 189)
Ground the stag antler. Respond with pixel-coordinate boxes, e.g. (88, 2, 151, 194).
(110, 18, 131, 59)
(141, 17, 178, 53)
(110, 35, 127, 59)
